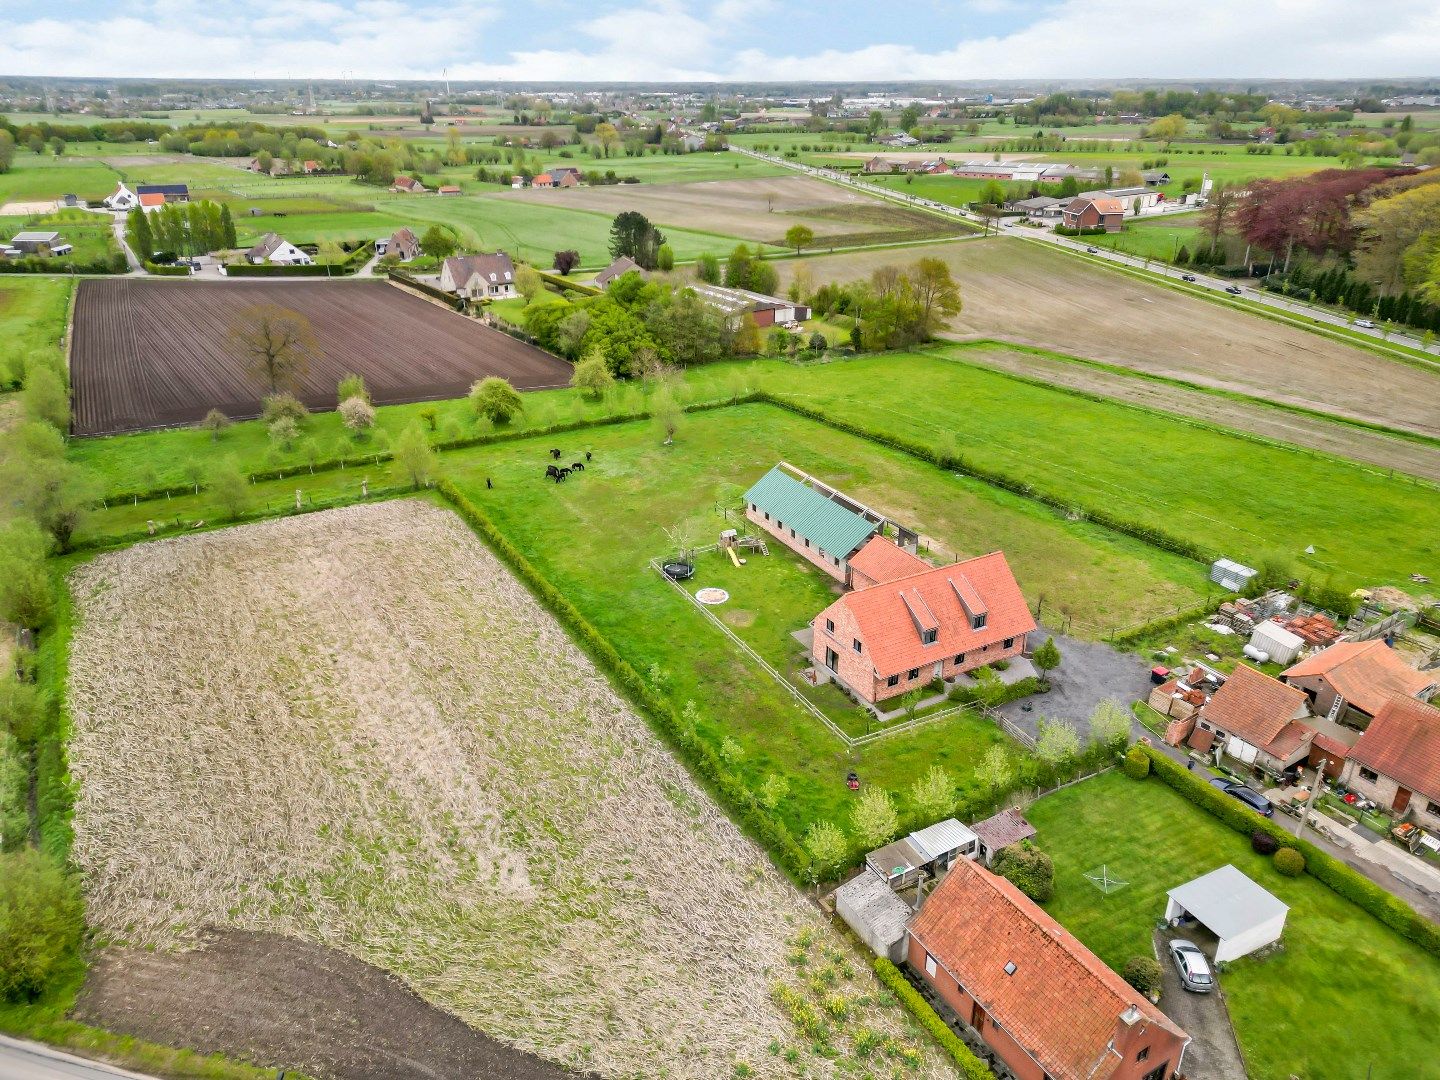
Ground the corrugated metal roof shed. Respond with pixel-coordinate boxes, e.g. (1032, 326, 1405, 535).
(909, 818, 980, 862)
(744, 465, 878, 560)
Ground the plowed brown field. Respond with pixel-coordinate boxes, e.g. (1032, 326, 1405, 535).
(70, 279, 571, 436)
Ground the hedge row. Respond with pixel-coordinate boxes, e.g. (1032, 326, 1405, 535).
(100, 396, 754, 506)
(871, 958, 994, 1080)
(144, 262, 190, 276)
(388, 269, 464, 310)
(754, 392, 1219, 566)
(0, 255, 126, 274)
(434, 478, 813, 882)
(538, 269, 600, 296)
(1139, 745, 1440, 959)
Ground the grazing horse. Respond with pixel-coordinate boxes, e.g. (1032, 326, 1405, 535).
(570, 461, 585, 472)
(585, 451, 593, 462)
(549, 448, 563, 460)
(545, 464, 561, 479)
(554, 467, 571, 483)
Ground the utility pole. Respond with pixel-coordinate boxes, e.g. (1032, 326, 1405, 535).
(1296, 757, 1328, 837)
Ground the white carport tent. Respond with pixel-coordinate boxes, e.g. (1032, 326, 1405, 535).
(1165, 864, 1289, 963)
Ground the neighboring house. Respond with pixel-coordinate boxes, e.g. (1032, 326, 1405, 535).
(438, 253, 517, 299)
(245, 233, 311, 265)
(302, 159, 321, 174)
(811, 549, 1035, 706)
(594, 255, 645, 288)
(551, 166, 583, 187)
(1194, 663, 1314, 773)
(390, 176, 425, 193)
(102, 182, 138, 211)
(881, 131, 921, 147)
(1077, 187, 1163, 213)
(908, 858, 1190, 1080)
(136, 183, 189, 206)
(863, 156, 896, 173)
(1061, 196, 1126, 232)
(1340, 694, 1440, 825)
(679, 134, 706, 152)
(846, 535, 931, 590)
(9, 232, 72, 256)
(510, 175, 526, 188)
(380, 227, 421, 262)
(531, 173, 555, 188)
(688, 283, 810, 329)
(1142, 170, 1171, 186)
(1283, 639, 1437, 729)
(437, 185, 462, 196)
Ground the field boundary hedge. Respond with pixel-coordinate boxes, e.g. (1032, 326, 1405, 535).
(872, 959, 994, 1079)
(538, 269, 600, 296)
(1138, 744, 1440, 957)
(388, 269, 464, 310)
(434, 478, 813, 883)
(224, 243, 373, 278)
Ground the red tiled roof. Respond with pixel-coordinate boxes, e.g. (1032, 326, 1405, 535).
(1283, 640, 1436, 718)
(847, 536, 931, 585)
(1188, 727, 1216, 752)
(1311, 731, 1351, 760)
(830, 551, 1035, 678)
(138, 192, 165, 207)
(1201, 664, 1309, 754)
(909, 859, 1186, 1080)
(1348, 694, 1440, 800)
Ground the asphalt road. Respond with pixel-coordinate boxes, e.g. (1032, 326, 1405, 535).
(0, 1036, 160, 1080)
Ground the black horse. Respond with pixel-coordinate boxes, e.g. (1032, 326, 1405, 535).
(585, 451, 593, 462)
(549, 448, 563, 460)
(545, 464, 561, 480)
(553, 467, 571, 483)
(570, 461, 585, 472)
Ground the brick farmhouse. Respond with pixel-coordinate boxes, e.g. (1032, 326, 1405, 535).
(908, 858, 1189, 1080)
(742, 464, 1034, 706)
(1061, 196, 1125, 232)
(1340, 694, 1440, 826)
(1282, 639, 1438, 729)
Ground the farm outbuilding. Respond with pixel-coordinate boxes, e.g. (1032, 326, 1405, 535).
(1250, 621, 1306, 666)
(1165, 864, 1288, 963)
(834, 871, 912, 961)
(1210, 558, 1258, 593)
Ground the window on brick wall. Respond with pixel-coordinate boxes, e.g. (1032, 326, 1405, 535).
(907, 668, 919, 680)
(1360, 767, 1379, 783)
(954, 652, 965, 665)
(1003, 637, 1014, 649)
(1136, 1047, 1150, 1062)
(1427, 801, 1440, 816)
(825, 619, 835, 633)
(853, 638, 862, 654)
(924, 952, 937, 977)
(887, 674, 900, 687)
(1140, 1065, 1167, 1080)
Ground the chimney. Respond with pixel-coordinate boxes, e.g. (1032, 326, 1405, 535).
(1119, 1004, 1142, 1027)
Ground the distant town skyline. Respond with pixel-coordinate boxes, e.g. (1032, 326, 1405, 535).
(0, 0, 1438, 82)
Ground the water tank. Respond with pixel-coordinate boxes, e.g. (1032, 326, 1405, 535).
(1242, 644, 1270, 663)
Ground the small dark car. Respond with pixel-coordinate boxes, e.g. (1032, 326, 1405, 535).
(1225, 284, 1243, 295)
(1181, 273, 1197, 282)
(1085, 245, 1099, 253)
(1211, 778, 1274, 817)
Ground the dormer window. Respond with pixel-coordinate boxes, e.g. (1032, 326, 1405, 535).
(971, 612, 987, 630)
(922, 627, 937, 645)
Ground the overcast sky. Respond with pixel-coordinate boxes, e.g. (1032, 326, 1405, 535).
(1, 0, 1437, 82)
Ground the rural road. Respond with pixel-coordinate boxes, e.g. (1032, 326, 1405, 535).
(0, 1036, 160, 1080)
(730, 143, 1440, 362)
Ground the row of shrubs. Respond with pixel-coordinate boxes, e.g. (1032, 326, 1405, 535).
(1055, 225, 1109, 237)
(0, 253, 128, 274)
(143, 262, 190, 276)
(1109, 596, 1227, 648)
(871, 959, 994, 1080)
(1136, 744, 1440, 958)
(756, 393, 1220, 565)
(434, 478, 814, 882)
(225, 245, 373, 278)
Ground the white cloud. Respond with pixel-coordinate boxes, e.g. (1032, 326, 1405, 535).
(0, 0, 1436, 79)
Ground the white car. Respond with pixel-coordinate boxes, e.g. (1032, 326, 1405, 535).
(1355, 319, 1376, 329)
(1168, 939, 1215, 993)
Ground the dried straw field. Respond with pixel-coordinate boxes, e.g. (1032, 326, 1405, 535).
(497, 174, 963, 248)
(70, 280, 572, 436)
(66, 501, 947, 1079)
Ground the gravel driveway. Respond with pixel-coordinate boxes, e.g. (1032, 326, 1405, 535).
(1153, 931, 1247, 1079)
(999, 627, 1152, 740)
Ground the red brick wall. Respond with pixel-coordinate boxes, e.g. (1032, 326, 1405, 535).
(745, 506, 848, 582)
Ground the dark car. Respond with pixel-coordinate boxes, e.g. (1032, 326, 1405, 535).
(1168, 939, 1215, 993)
(1181, 273, 1197, 282)
(1212, 778, 1274, 817)
(1085, 246, 1099, 253)
(1225, 284, 1243, 295)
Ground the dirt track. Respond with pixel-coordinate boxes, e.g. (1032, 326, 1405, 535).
(75, 931, 593, 1080)
(70, 279, 572, 436)
(954, 347, 1440, 482)
(777, 239, 1440, 439)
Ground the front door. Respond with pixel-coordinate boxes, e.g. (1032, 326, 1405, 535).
(825, 648, 839, 673)
(1394, 787, 1412, 814)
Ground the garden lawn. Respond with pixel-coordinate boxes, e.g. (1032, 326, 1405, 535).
(0, 156, 120, 203)
(1025, 770, 1440, 1080)
(1088, 213, 1207, 263)
(0, 275, 72, 386)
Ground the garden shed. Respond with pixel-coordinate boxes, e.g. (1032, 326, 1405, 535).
(834, 870, 912, 961)
(1210, 558, 1258, 593)
(908, 818, 980, 870)
(1164, 864, 1288, 963)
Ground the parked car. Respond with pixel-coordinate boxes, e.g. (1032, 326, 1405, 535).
(1085, 246, 1099, 253)
(1168, 939, 1215, 993)
(1355, 318, 1376, 329)
(1181, 273, 1197, 282)
(1225, 285, 1243, 295)
(1212, 779, 1275, 817)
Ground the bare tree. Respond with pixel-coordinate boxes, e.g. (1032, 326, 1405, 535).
(228, 304, 318, 394)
